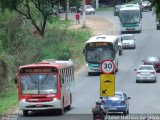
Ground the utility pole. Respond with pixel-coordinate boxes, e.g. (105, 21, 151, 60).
(96, 0, 99, 9)
(65, 0, 69, 20)
(82, 0, 86, 28)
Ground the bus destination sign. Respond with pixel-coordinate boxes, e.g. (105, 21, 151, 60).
(20, 68, 57, 73)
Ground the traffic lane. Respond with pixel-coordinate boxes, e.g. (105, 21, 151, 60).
(70, 11, 160, 114)
(95, 10, 160, 113)
(16, 11, 160, 119)
(67, 73, 100, 114)
(115, 11, 160, 113)
(116, 55, 160, 113)
(17, 113, 93, 120)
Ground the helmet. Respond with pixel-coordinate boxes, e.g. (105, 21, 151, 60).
(96, 100, 101, 105)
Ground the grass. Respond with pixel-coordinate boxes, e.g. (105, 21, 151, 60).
(68, 29, 91, 69)
(96, 7, 114, 11)
(0, 90, 18, 116)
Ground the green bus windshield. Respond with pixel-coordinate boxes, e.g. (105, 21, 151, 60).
(119, 10, 141, 24)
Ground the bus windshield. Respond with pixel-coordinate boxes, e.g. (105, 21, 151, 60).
(20, 73, 58, 94)
(119, 10, 140, 24)
(86, 47, 115, 63)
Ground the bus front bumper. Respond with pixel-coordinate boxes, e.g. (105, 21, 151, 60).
(121, 25, 141, 32)
(19, 99, 62, 111)
(86, 63, 101, 73)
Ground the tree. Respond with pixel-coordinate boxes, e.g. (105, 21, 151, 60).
(152, 0, 160, 15)
(0, 0, 65, 37)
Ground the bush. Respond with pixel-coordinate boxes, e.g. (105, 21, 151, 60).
(57, 47, 72, 60)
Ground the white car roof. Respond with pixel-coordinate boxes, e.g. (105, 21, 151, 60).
(115, 91, 124, 94)
(120, 34, 133, 37)
(147, 57, 159, 59)
(138, 65, 154, 68)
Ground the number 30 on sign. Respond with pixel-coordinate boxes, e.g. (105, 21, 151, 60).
(101, 60, 115, 74)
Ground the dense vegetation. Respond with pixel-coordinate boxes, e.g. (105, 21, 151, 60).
(152, 0, 160, 15)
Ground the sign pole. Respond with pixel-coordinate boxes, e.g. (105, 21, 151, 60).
(82, 0, 86, 28)
(100, 59, 116, 115)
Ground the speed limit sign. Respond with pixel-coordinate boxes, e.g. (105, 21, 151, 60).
(101, 60, 115, 74)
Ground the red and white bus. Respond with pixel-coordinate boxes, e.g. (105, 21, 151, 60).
(16, 59, 75, 116)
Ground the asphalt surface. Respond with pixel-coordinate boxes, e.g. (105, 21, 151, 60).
(7, 11, 160, 120)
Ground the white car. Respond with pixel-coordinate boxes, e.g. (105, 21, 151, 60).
(141, 1, 152, 12)
(79, 5, 95, 15)
(135, 65, 157, 83)
(120, 34, 136, 49)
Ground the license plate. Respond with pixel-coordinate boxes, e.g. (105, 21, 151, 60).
(141, 72, 149, 74)
(36, 104, 43, 107)
(93, 68, 100, 71)
(127, 28, 134, 30)
(109, 107, 117, 110)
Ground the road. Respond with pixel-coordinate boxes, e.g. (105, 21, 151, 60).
(14, 11, 160, 120)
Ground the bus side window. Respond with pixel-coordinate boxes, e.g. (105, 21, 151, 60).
(60, 75, 64, 87)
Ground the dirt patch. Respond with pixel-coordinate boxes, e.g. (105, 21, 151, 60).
(69, 16, 117, 35)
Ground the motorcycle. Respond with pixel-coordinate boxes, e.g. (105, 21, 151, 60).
(93, 113, 105, 120)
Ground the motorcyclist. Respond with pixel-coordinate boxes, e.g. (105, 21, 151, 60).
(92, 101, 107, 120)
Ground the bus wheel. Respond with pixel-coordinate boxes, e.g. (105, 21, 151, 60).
(66, 105, 71, 110)
(88, 72, 92, 76)
(59, 100, 64, 115)
(58, 108, 64, 115)
(23, 110, 28, 116)
(115, 68, 118, 72)
(119, 50, 122, 56)
(66, 94, 72, 110)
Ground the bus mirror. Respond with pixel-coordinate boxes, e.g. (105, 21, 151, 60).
(14, 76, 19, 88)
(14, 78, 17, 84)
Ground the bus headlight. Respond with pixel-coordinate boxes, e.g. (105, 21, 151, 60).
(156, 21, 159, 24)
(22, 99, 26, 102)
(53, 98, 58, 101)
